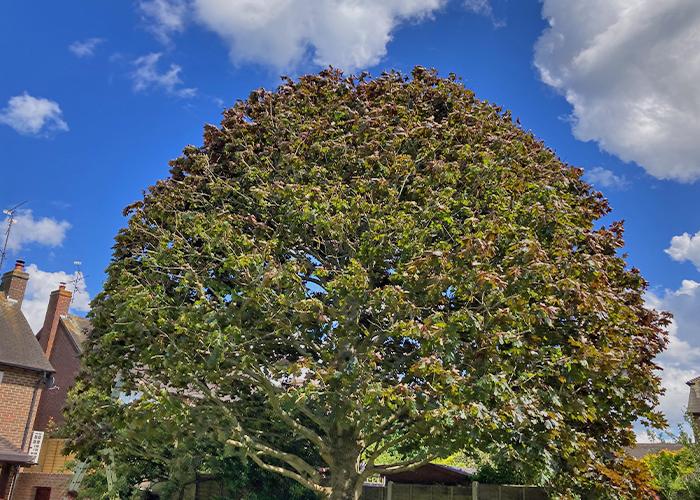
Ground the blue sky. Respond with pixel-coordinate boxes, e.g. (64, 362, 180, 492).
(1, 0, 699, 441)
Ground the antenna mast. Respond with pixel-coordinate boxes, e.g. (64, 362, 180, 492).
(67, 261, 88, 303)
(0, 201, 27, 272)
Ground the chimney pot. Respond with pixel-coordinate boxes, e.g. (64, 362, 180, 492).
(14, 260, 25, 271)
(59, 282, 66, 291)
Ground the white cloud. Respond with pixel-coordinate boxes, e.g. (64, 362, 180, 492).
(0, 93, 68, 136)
(462, 0, 503, 27)
(642, 281, 700, 438)
(138, 0, 188, 44)
(131, 53, 197, 97)
(21, 264, 91, 333)
(2, 210, 71, 251)
(665, 232, 700, 270)
(68, 38, 105, 58)
(583, 166, 630, 190)
(463, 0, 491, 15)
(139, 0, 448, 72)
(534, 0, 700, 182)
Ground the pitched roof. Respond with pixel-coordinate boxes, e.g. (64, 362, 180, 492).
(0, 295, 54, 373)
(625, 443, 685, 459)
(60, 314, 91, 353)
(688, 376, 700, 415)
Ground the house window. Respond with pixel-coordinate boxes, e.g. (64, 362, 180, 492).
(0, 371, 3, 387)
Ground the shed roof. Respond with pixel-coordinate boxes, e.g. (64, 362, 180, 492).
(0, 295, 54, 373)
(0, 436, 35, 465)
(382, 463, 475, 485)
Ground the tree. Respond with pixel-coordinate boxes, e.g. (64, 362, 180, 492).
(65, 67, 670, 500)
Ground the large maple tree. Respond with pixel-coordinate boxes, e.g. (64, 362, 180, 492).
(66, 68, 669, 500)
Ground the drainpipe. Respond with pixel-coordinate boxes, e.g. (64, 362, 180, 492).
(8, 371, 53, 500)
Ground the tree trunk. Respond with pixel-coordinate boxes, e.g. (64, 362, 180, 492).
(323, 432, 364, 500)
(325, 471, 362, 500)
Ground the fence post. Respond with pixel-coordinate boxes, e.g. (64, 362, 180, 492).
(387, 481, 393, 500)
(472, 481, 478, 500)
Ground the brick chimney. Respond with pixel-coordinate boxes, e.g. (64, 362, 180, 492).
(37, 283, 72, 359)
(0, 259, 29, 307)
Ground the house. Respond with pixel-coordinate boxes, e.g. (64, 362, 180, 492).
(13, 284, 90, 500)
(0, 261, 55, 500)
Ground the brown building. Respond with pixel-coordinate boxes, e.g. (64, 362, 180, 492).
(688, 375, 700, 434)
(14, 285, 90, 500)
(0, 261, 55, 500)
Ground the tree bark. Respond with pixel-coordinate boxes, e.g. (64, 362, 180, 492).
(323, 431, 364, 500)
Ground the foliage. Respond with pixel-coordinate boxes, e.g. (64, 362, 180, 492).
(473, 461, 526, 485)
(643, 419, 700, 500)
(65, 67, 670, 500)
(71, 423, 317, 500)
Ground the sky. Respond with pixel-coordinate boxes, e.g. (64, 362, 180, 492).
(1, 0, 699, 442)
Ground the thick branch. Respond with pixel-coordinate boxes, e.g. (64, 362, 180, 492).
(247, 449, 329, 496)
(245, 367, 331, 455)
(192, 379, 322, 481)
(228, 437, 320, 480)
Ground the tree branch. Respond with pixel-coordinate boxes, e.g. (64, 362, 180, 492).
(246, 449, 329, 496)
(364, 430, 416, 468)
(228, 437, 320, 480)
(245, 367, 331, 456)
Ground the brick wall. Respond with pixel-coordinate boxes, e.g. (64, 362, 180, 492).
(36, 288, 71, 361)
(34, 324, 80, 431)
(11, 473, 71, 500)
(0, 366, 43, 449)
(0, 261, 29, 308)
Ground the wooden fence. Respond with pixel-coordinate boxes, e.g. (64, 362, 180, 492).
(177, 479, 549, 500)
(361, 482, 548, 500)
(26, 439, 73, 474)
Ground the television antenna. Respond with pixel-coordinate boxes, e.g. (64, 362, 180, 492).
(0, 201, 27, 272)
(67, 261, 88, 303)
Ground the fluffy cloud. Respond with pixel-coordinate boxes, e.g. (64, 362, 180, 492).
(131, 53, 197, 97)
(68, 38, 105, 58)
(138, 0, 188, 44)
(641, 280, 700, 439)
(139, 0, 447, 71)
(2, 210, 71, 251)
(535, 0, 700, 182)
(21, 264, 91, 333)
(0, 93, 68, 136)
(665, 231, 700, 270)
(583, 167, 630, 190)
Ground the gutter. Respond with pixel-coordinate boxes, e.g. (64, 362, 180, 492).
(8, 371, 54, 500)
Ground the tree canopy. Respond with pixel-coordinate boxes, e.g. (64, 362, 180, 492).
(65, 67, 670, 500)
